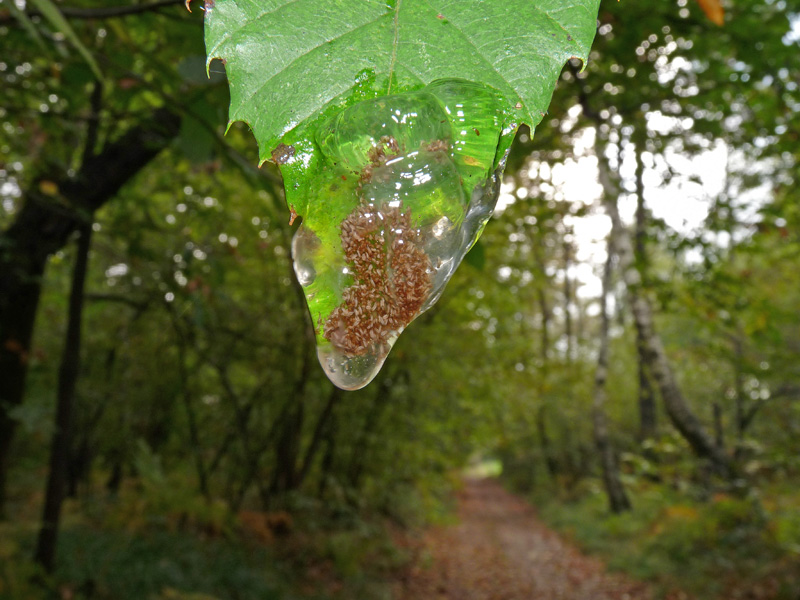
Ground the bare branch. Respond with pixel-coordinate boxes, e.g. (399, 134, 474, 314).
(58, 0, 185, 19)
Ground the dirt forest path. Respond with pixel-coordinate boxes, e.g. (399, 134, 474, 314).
(393, 478, 653, 600)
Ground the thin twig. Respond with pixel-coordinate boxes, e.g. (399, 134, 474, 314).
(59, 0, 184, 19)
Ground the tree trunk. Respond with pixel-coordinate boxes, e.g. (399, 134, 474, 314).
(270, 322, 315, 496)
(713, 401, 725, 450)
(297, 386, 342, 487)
(317, 409, 339, 499)
(597, 154, 733, 477)
(271, 402, 305, 494)
(633, 151, 658, 439)
(636, 325, 658, 439)
(536, 405, 559, 479)
(0, 109, 180, 516)
(348, 374, 393, 490)
(531, 242, 552, 362)
(34, 222, 92, 571)
(732, 335, 747, 459)
(592, 241, 632, 513)
(176, 332, 210, 498)
(562, 238, 573, 363)
(531, 245, 557, 479)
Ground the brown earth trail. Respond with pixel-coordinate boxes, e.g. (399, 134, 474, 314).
(393, 478, 653, 600)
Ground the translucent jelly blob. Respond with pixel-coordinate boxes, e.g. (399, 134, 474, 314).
(284, 79, 514, 390)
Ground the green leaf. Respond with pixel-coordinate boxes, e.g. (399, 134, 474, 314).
(465, 239, 486, 271)
(28, 0, 103, 82)
(6, 0, 49, 53)
(205, 0, 600, 162)
(177, 96, 219, 163)
(204, 0, 601, 390)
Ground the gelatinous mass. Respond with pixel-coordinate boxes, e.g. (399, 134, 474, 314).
(282, 79, 516, 390)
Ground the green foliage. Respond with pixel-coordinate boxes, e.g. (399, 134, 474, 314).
(536, 479, 799, 599)
(101, 442, 232, 536)
(54, 529, 285, 600)
(3, 0, 800, 598)
(26, 0, 103, 80)
(0, 530, 42, 599)
(2, 512, 286, 600)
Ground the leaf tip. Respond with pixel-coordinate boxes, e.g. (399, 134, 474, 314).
(571, 56, 588, 73)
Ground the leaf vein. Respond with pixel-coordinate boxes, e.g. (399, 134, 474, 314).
(237, 15, 393, 119)
(387, 0, 401, 94)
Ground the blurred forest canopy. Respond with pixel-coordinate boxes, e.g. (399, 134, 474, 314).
(1, 0, 799, 599)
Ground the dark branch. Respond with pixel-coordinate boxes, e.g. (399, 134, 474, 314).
(1, 0, 186, 24)
(64, 108, 181, 214)
(1, 108, 180, 270)
(85, 293, 149, 311)
(58, 0, 185, 19)
(740, 384, 800, 435)
(81, 81, 103, 166)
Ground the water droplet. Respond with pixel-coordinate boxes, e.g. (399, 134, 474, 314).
(432, 216, 452, 239)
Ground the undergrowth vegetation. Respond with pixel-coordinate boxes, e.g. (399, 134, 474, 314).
(3, 410, 457, 600)
(511, 436, 800, 600)
(0, 460, 449, 600)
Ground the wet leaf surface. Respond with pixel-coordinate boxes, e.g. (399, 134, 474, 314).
(204, 0, 601, 159)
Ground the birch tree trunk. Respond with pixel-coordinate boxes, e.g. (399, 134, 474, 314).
(562, 238, 574, 364)
(532, 244, 558, 478)
(597, 150, 733, 477)
(592, 240, 632, 513)
(633, 145, 658, 440)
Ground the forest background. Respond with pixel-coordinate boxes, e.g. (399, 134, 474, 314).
(1, 0, 799, 599)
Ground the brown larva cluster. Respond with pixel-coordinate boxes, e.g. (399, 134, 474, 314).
(358, 137, 450, 185)
(360, 135, 401, 185)
(425, 139, 450, 153)
(323, 203, 432, 357)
